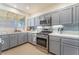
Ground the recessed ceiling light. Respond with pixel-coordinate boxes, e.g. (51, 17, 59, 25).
(14, 5, 17, 8)
(26, 6, 30, 10)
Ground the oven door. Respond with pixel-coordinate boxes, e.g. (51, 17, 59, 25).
(36, 37, 47, 48)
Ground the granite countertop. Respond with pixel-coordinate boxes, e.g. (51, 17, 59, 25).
(0, 32, 27, 35)
(26, 31, 40, 33)
(49, 33, 79, 39)
(0, 30, 40, 35)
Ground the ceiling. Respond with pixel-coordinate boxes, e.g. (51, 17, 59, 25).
(4, 3, 74, 17)
(4, 3, 65, 15)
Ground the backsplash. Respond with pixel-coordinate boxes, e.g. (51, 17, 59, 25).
(63, 23, 79, 34)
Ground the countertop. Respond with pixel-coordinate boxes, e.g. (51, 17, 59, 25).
(49, 33, 79, 39)
(26, 31, 39, 33)
(0, 31, 40, 35)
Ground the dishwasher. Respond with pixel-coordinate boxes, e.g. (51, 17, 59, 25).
(0, 38, 4, 55)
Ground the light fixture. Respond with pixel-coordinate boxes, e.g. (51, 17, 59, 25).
(14, 5, 17, 8)
(26, 5, 30, 10)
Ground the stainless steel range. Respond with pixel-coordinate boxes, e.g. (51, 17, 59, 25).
(36, 27, 52, 50)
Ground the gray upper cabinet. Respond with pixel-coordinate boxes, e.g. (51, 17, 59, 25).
(51, 12, 60, 25)
(73, 4, 79, 24)
(59, 7, 73, 24)
(39, 15, 45, 21)
(39, 15, 45, 26)
(34, 17, 40, 26)
(0, 35, 10, 50)
(49, 35, 61, 55)
(30, 18, 35, 26)
(9, 34, 18, 48)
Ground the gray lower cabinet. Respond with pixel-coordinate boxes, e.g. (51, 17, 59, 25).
(28, 33, 32, 43)
(23, 33, 27, 43)
(0, 35, 9, 50)
(17, 33, 24, 45)
(31, 33, 37, 45)
(9, 34, 18, 48)
(49, 40, 61, 55)
(0, 32, 28, 51)
(61, 38, 79, 55)
(49, 35, 79, 55)
(49, 36, 61, 55)
(17, 33, 28, 45)
(27, 33, 37, 45)
(61, 43, 79, 55)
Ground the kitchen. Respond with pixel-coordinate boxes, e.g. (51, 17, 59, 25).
(0, 3, 79, 55)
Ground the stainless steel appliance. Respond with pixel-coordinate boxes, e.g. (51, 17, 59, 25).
(37, 33, 49, 50)
(36, 26, 52, 50)
(40, 16, 52, 26)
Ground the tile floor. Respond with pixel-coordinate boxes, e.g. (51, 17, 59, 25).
(2, 43, 49, 55)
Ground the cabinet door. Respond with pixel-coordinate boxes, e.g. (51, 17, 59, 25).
(23, 33, 27, 43)
(73, 4, 79, 24)
(49, 40, 61, 55)
(1, 35, 9, 50)
(52, 12, 59, 25)
(31, 33, 37, 45)
(9, 34, 17, 48)
(34, 17, 40, 26)
(59, 7, 72, 24)
(17, 33, 24, 45)
(30, 18, 35, 26)
(61, 43, 79, 55)
(28, 33, 32, 43)
(49, 35, 60, 41)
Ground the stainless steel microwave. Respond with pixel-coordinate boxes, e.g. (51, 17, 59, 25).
(40, 16, 52, 26)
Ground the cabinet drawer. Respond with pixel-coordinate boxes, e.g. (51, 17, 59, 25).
(0, 35, 9, 39)
(49, 35, 60, 41)
(61, 38, 79, 46)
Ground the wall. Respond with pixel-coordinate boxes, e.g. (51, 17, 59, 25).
(0, 4, 25, 32)
(0, 15, 16, 32)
